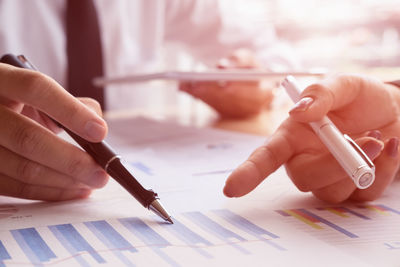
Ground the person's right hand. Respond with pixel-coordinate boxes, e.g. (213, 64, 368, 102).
(0, 63, 109, 201)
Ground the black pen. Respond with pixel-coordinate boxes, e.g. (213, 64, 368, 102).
(0, 54, 173, 224)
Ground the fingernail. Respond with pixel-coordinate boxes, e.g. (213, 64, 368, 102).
(85, 120, 106, 141)
(362, 140, 384, 160)
(88, 170, 108, 188)
(289, 97, 314, 114)
(386, 137, 399, 158)
(367, 130, 382, 140)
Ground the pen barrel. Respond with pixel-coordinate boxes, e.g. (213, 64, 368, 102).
(64, 128, 157, 207)
(63, 127, 116, 168)
(106, 159, 157, 208)
(310, 118, 375, 189)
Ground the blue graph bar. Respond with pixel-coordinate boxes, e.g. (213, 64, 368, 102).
(130, 161, 153, 175)
(340, 207, 371, 220)
(183, 211, 250, 254)
(299, 209, 358, 238)
(159, 219, 213, 258)
(11, 228, 57, 264)
(212, 209, 286, 251)
(0, 240, 11, 267)
(49, 224, 105, 266)
(85, 220, 136, 266)
(377, 204, 400, 215)
(119, 217, 179, 267)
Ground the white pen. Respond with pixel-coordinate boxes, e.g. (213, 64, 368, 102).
(281, 75, 375, 189)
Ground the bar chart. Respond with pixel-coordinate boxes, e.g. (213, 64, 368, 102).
(276, 204, 400, 239)
(0, 209, 287, 267)
(276, 204, 400, 265)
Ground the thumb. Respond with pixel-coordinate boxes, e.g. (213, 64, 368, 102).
(288, 74, 364, 122)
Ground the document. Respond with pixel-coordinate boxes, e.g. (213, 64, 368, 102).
(0, 117, 398, 266)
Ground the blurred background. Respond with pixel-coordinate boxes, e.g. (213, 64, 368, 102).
(168, 0, 400, 75)
(110, 0, 400, 126)
(270, 0, 400, 73)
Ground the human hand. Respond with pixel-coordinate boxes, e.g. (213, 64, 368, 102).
(223, 74, 400, 203)
(179, 49, 274, 118)
(0, 63, 109, 201)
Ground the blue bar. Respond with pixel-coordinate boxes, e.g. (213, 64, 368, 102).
(85, 220, 136, 266)
(212, 209, 286, 251)
(377, 204, 400, 215)
(11, 228, 56, 263)
(299, 209, 358, 238)
(85, 221, 136, 252)
(49, 224, 105, 264)
(119, 218, 169, 247)
(0, 240, 11, 266)
(340, 207, 370, 220)
(183, 211, 250, 254)
(119, 217, 179, 267)
(130, 161, 153, 175)
(160, 219, 213, 258)
(213, 209, 279, 238)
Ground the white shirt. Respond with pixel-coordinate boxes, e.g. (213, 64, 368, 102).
(0, 0, 298, 110)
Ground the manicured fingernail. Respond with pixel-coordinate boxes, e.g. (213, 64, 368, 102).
(386, 137, 399, 158)
(361, 140, 384, 160)
(289, 97, 314, 114)
(85, 120, 106, 141)
(88, 170, 108, 188)
(367, 130, 382, 140)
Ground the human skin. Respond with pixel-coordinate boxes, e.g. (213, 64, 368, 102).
(0, 63, 109, 201)
(223, 74, 400, 203)
(180, 49, 274, 118)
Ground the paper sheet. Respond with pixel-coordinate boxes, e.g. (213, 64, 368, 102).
(0, 117, 399, 266)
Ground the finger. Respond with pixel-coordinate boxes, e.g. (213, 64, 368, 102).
(21, 105, 61, 133)
(0, 64, 107, 142)
(351, 137, 400, 201)
(0, 145, 88, 189)
(224, 127, 295, 197)
(286, 137, 384, 191)
(288, 74, 363, 122)
(311, 176, 356, 203)
(78, 97, 103, 117)
(0, 174, 91, 201)
(0, 106, 109, 188)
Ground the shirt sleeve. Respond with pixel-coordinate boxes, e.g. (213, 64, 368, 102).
(163, 0, 300, 70)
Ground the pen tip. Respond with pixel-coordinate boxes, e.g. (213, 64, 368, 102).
(149, 199, 173, 224)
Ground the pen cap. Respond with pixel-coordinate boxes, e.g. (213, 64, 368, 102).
(310, 118, 375, 189)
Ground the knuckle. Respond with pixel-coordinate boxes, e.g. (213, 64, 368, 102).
(58, 101, 84, 126)
(64, 155, 88, 178)
(20, 71, 53, 95)
(17, 160, 41, 183)
(14, 125, 43, 156)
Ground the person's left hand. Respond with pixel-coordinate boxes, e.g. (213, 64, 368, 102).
(223, 74, 400, 203)
(179, 49, 274, 118)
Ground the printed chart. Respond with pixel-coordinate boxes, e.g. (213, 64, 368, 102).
(0, 208, 363, 267)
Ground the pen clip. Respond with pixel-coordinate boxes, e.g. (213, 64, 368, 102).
(343, 134, 375, 170)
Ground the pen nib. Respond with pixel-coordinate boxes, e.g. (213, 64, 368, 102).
(149, 199, 173, 224)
